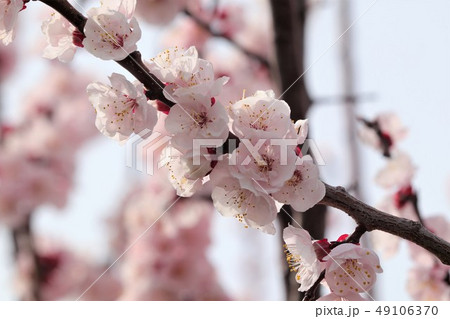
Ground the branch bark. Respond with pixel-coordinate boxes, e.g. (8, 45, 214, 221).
(12, 216, 41, 300)
(321, 183, 450, 265)
(270, 0, 327, 301)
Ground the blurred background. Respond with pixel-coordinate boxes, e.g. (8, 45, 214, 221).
(0, 0, 449, 300)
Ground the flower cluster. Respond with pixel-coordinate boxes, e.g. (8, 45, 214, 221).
(0, 65, 96, 227)
(27, 0, 321, 236)
(115, 173, 229, 301)
(283, 225, 383, 300)
(41, 0, 141, 62)
(83, 43, 325, 234)
(16, 238, 121, 301)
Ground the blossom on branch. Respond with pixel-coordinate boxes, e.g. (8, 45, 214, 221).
(87, 73, 157, 142)
(323, 244, 383, 297)
(165, 93, 229, 153)
(146, 46, 228, 102)
(272, 155, 326, 212)
(210, 159, 278, 234)
(83, 2, 141, 61)
(283, 225, 323, 292)
(229, 90, 292, 139)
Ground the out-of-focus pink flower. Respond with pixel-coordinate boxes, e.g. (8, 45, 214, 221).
(359, 112, 407, 152)
(41, 12, 79, 63)
(136, 0, 187, 25)
(15, 239, 121, 300)
(117, 174, 228, 300)
(375, 151, 415, 189)
(162, 17, 210, 51)
(407, 264, 450, 301)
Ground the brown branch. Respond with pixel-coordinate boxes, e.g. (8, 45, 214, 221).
(270, 0, 328, 301)
(302, 270, 325, 301)
(182, 9, 270, 68)
(12, 216, 41, 300)
(36, 0, 174, 106)
(320, 183, 450, 265)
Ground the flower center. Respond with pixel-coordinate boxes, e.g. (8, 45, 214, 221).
(192, 111, 210, 128)
(256, 154, 274, 173)
(287, 170, 303, 187)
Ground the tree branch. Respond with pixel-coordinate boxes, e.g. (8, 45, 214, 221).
(302, 270, 325, 301)
(36, 0, 174, 106)
(321, 183, 450, 265)
(12, 216, 41, 300)
(270, 0, 328, 301)
(182, 9, 270, 68)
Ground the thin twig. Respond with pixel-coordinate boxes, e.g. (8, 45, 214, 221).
(321, 184, 450, 265)
(303, 270, 325, 301)
(12, 216, 41, 300)
(182, 9, 270, 68)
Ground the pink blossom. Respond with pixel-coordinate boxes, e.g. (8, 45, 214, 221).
(229, 138, 297, 194)
(87, 73, 158, 142)
(21, 64, 97, 146)
(229, 90, 292, 139)
(146, 46, 228, 101)
(283, 225, 323, 291)
(162, 17, 210, 51)
(83, 5, 141, 60)
(324, 244, 383, 296)
(407, 264, 450, 301)
(136, 0, 187, 25)
(0, 0, 22, 45)
(41, 12, 78, 63)
(210, 159, 278, 234)
(359, 112, 407, 152)
(164, 146, 205, 197)
(375, 151, 415, 189)
(165, 93, 229, 152)
(117, 177, 228, 300)
(15, 239, 121, 300)
(272, 155, 325, 212)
